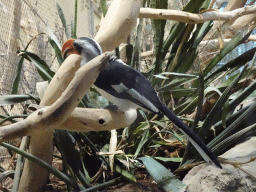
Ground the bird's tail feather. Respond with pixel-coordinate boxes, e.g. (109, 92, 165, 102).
(159, 103, 222, 168)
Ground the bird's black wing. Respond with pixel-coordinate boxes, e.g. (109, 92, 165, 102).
(94, 58, 162, 113)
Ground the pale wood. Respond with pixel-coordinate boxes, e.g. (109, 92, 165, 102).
(95, 0, 142, 52)
(17, 53, 113, 192)
(139, 5, 256, 24)
(62, 108, 133, 132)
(141, 50, 154, 58)
(18, 54, 82, 192)
(223, 0, 247, 11)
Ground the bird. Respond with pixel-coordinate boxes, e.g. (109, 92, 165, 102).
(62, 37, 222, 168)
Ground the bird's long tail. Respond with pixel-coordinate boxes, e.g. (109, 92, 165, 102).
(159, 103, 222, 168)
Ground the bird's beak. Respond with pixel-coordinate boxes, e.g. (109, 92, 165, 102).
(61, 39, 80, 60)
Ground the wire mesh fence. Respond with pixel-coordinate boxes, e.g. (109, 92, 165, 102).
(0, 0, 101, 172)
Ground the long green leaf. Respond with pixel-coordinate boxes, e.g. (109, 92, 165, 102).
(24, 52, 55, 81)
(56, 2, 70, 39)
(134, 128, 150, 158)
(80, 177, 122, 192)
(208, 102, 256, 149)
(12, 57, 25, 94)
(0, 95, 39, 106)
(161, 0, 207, 59)
(73, 0, 78, 39)
(211, 122, 256, 156)
(151, 0, 167, 74)
(139, 157, 186, 192)
(203, 30, 251, 77)
(12, 136, 29, 192)
(55, 130, 91, 188)
(198, 65, 248, 140)
(0, 142, 79, 190)
(205, 47, 256, 81)
(12, 33, 45, 94)
(229, 79, 256, 113)
(47, 26, 64, 65)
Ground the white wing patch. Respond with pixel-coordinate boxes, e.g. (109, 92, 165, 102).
(127, 88, 159, 113)
(111, 83, 128, 93)
(116, 59, 129, 66)
(111, 83, 159, 113)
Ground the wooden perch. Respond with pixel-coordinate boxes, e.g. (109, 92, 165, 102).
(14, 53, 135, 192)
(95, 0, 142, 52)
(139, 5, 256, 24)
(0, 53, 112, 141)
(63, 108, 135, 132)
(16, 0, 142, 191)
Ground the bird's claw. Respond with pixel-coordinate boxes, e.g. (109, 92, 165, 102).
(104, 104, 124, 114)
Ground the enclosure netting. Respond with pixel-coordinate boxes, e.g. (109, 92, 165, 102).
(0, 0, 100, 177)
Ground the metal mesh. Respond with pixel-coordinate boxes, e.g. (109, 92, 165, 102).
(0, 0, 101, 174)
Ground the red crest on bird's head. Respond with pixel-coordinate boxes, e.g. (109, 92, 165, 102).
(61, 39, 79, 59)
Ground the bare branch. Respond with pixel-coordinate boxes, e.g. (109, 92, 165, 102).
(139, 5, 256, 24)
(95, 0, 142, 52)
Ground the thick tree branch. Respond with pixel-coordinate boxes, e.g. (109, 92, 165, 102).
(95, 0, 142, 52)
(0, 53, 113, 141)
(139, 5, 256, 24)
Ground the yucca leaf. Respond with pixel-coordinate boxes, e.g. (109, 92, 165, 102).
(205, 47, 256, 81)
(151, 0, 167, 73)
(114, 165, 136, 182)
(0, 94, 39, 106)
(228, 78, 256, 114)
(203, 30, 252, 77)
(72, 0, 78, 39)
(154, 157, 183, 162)
(56, 2, 70, 39)
(222, 100, 230, 128)
(134, 128, 150, 158)
(100, 0, 108, 16)
(138, 157, 186, 192)
(23, 51, 55, 81)
(198, 65, 248, 140)
(12, 136, 29, 192)
(80, 178, 122, 192)
(171, 88, 197, 98)
(12, 57, 25, 95)
(158, 76, 198, 92)
(47, 26, 64, 65)
(12, 33, 45, 94)
(208, 102, 256, 149)
(0, 142, 79, 189)
(161, 72, 198, 78)
(176, 86, 222, 116)
(162, 0, 207, 59)
(55, 130, 91, 187)
(211, 122, 256, 156)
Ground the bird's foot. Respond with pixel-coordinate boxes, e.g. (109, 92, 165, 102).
(104, 104, 124, 114)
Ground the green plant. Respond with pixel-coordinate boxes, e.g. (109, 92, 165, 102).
(2, 0, 256, 191)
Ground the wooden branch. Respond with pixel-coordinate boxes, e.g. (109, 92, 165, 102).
(200, 34, 256, 47)
(18, 54, 82, 192)
(0, 53, 112, 141)
(62, 108, 135, 132)
(95, 0, 142, 52)
(15, 53, 114, 192)
(139, 5, 256, 24)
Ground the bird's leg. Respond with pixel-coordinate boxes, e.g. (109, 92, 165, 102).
(104, 104, 124, 114)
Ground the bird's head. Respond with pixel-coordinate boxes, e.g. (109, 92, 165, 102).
(62, 37, 103, 65)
